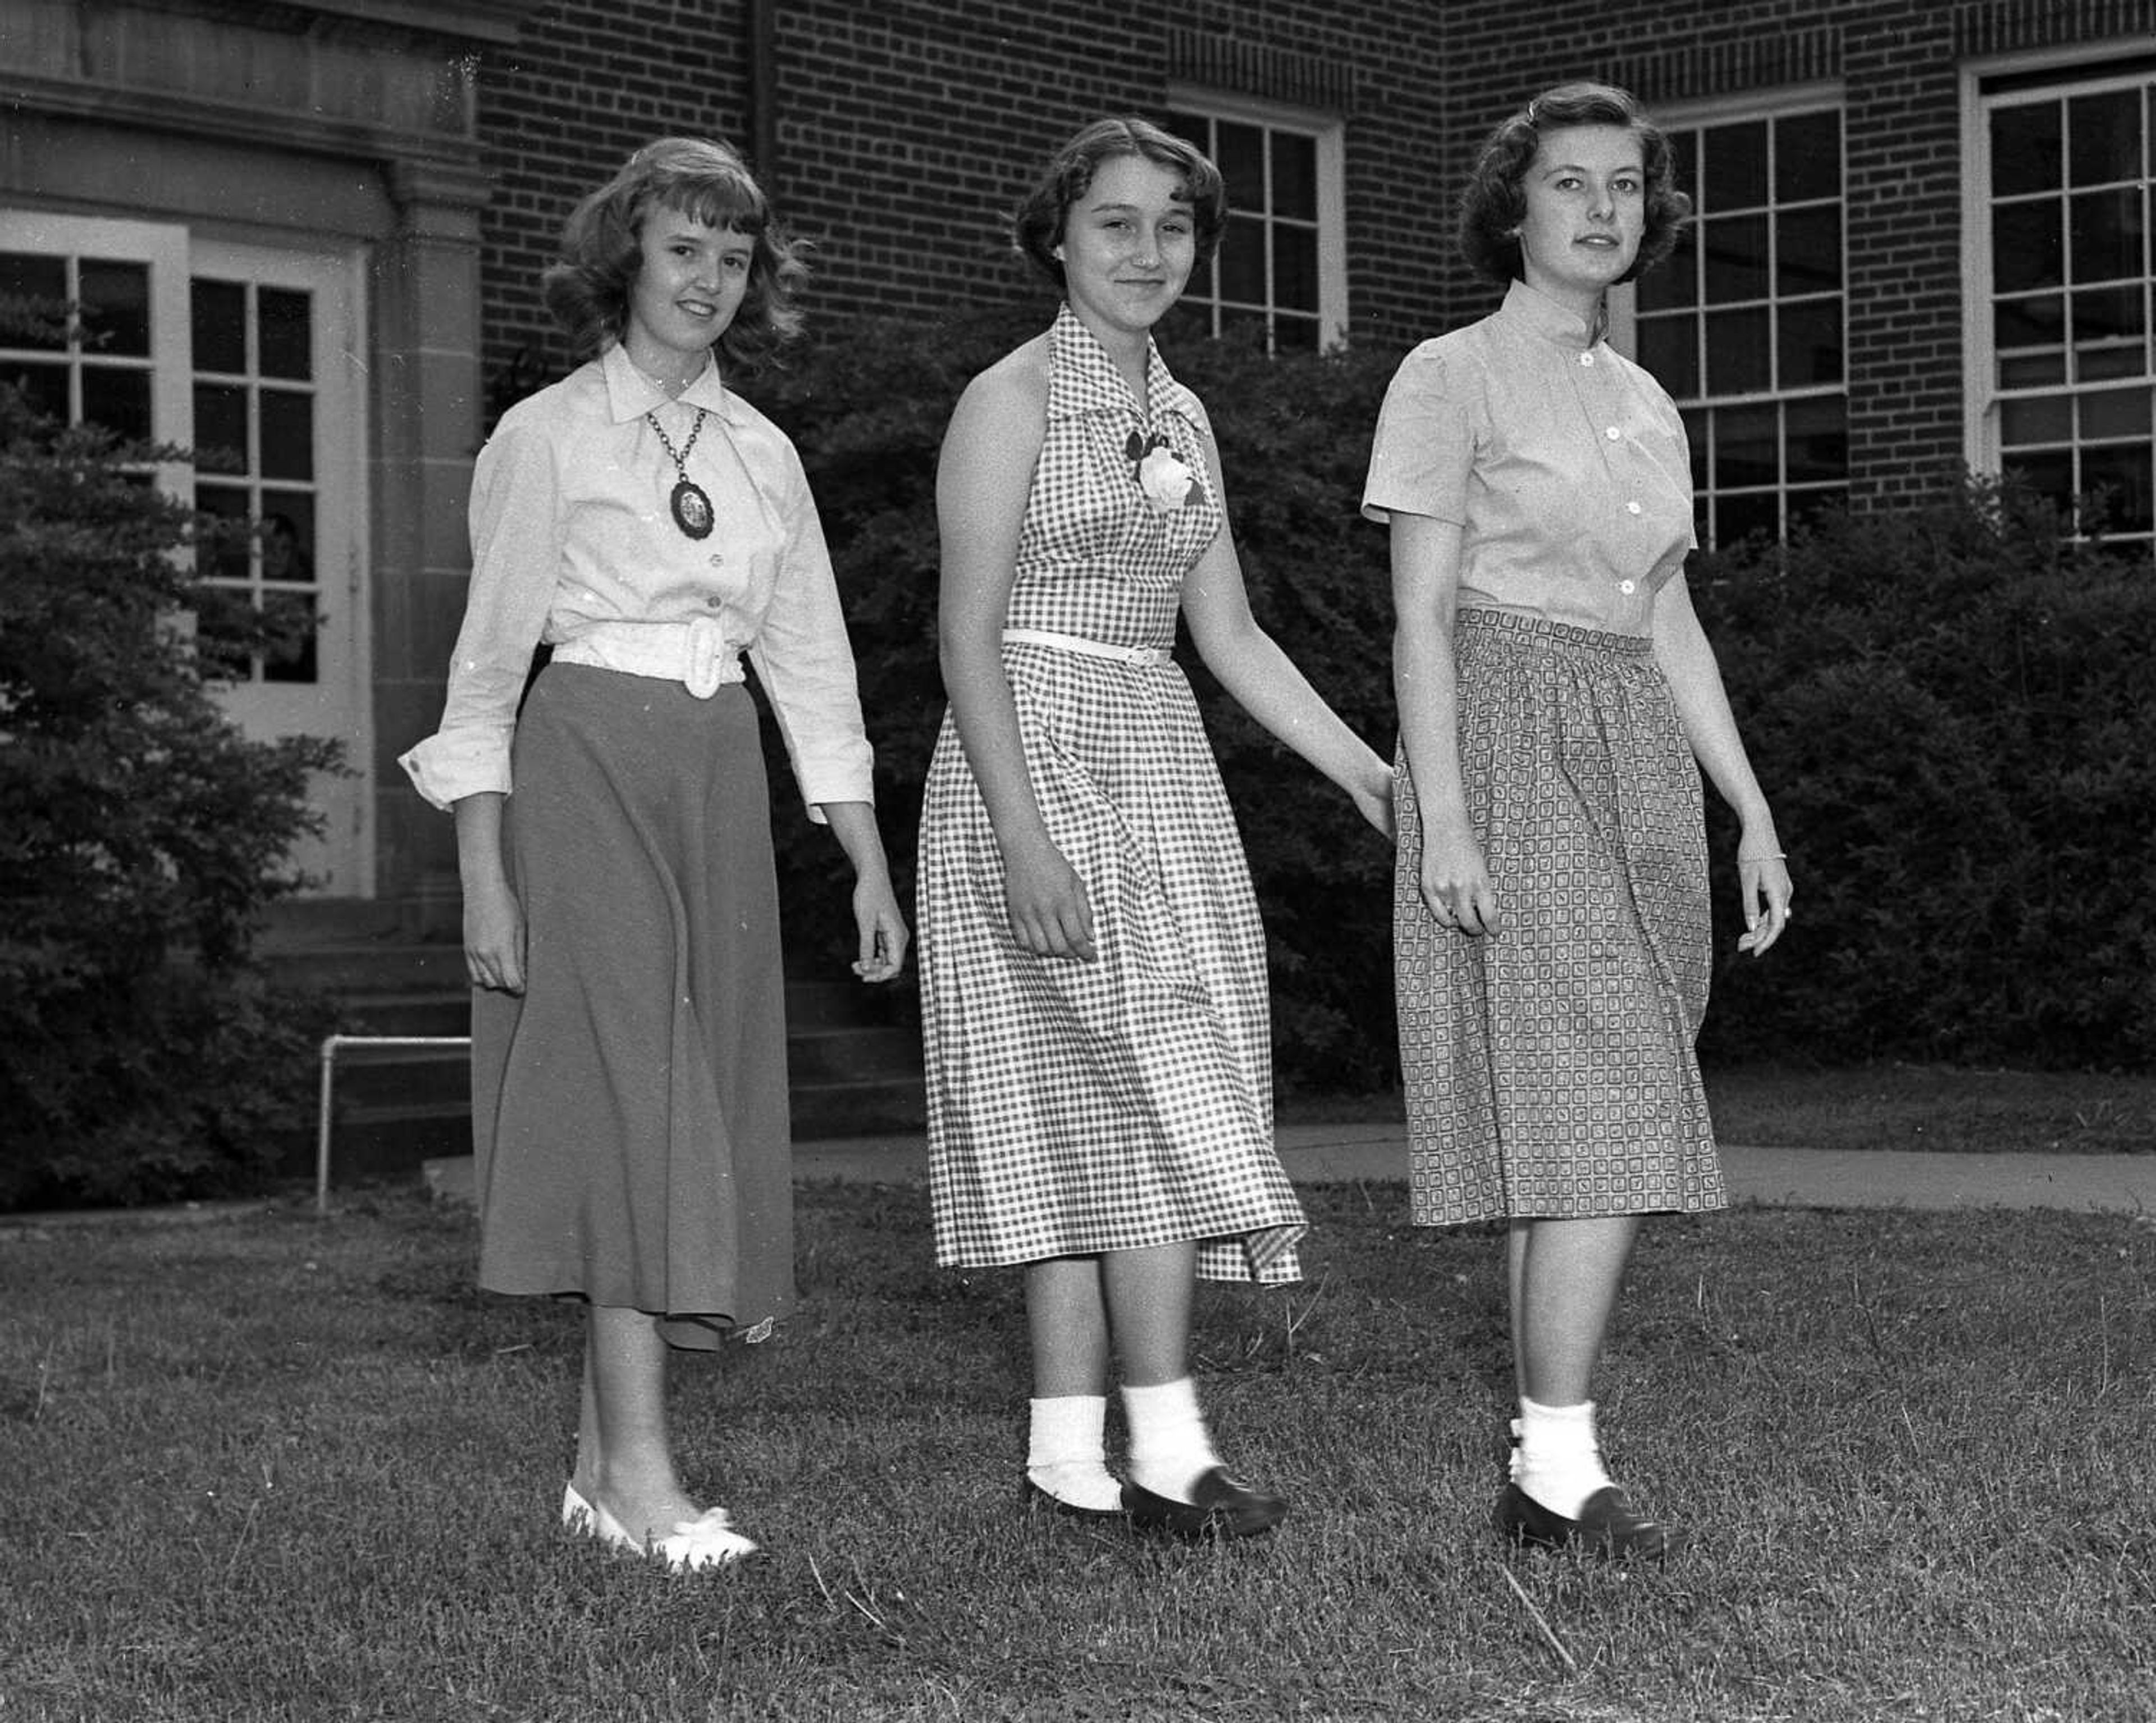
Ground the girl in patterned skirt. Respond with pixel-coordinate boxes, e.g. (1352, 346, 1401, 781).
(1366, 84, 1793, 1558)
(917, 117, 1393, 1538)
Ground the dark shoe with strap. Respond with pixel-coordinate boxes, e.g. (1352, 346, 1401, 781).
(1123, 1467, 1289, 1540)
(1493, 1482, 1686, 1560)
(1021, 1478, 1125, 1524)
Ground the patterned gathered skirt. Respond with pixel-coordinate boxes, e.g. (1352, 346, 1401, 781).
(468, 666, 794, 1350)
(1394, 608, 1722, 1225)
(916, 642, 1305, 1284)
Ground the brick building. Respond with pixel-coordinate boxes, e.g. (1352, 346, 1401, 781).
(5, 0, 2153, 923)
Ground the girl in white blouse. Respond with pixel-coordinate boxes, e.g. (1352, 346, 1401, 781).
(403, 138, 907, 1570)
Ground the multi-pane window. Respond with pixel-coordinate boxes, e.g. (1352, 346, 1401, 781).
(1632, 105, 1847, 546)
(1980, 67, 2155, 548)
(1164, 102, 1346, 352)
(0, 250, 157, 442)
(191, 276, 321, 685)
(0, 241, 323, 686)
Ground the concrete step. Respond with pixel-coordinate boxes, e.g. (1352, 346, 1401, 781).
(289, 949, 928, 1185)
(788, 1073, 928, 1141)
(330, 1105, 475, 1183)
(323, 1028, 924, 1111)
(787, 1021, 921, 1083)
(267, 942, 467, 998)
(311, 1074, 928, 1182)
(337, 991, 472, 1038)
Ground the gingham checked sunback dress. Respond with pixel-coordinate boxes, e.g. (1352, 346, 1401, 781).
(916, 304, 1305, 1285)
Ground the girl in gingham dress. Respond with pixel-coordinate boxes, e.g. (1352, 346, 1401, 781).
(917, 117, 1392, 1540)
(1368, 84, 1792, 1560)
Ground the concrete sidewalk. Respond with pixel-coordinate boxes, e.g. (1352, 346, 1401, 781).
(420, 1122, 2156, 1215)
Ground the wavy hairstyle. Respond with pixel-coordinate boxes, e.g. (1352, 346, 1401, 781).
(1457, 83, 1692, 286)
(1012, 116, 1228, 288)
(540, 136, 807, 375)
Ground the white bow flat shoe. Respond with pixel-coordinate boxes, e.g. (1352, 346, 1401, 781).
(561, 1483, 759, 1570)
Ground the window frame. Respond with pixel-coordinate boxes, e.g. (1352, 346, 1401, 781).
(1608, 80, 1848, 548)
(1962, 44, 2156, 548)
(1163, 85, 1349, 352)
(0, 211, 195, 492)
(0, 208, 376, 894)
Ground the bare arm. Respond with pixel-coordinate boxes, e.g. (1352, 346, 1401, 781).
(1389, 513, 1498, 935)
(817, 799, 909, 982)
(1651, 571, 1793, 955)
(935, 344, 1097, 962)
(1181, 427, 1393, 838)
(454, 790, 526, 993)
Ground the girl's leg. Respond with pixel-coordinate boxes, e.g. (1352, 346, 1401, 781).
(1105, 1241, 1215, 1501)
(1100, 1240, 1196, 1388)
(1104, 1241, 1285, 1534)
(1025, 1256, 1112, 1397)
(1022, 1257, 1120, 1510)
(1511, 1215, 1641, 1406)
(1502, 1215, 1679, 1553)
(570, 1303, 701, 1540)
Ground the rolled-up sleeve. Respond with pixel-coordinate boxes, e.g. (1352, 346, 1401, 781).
(1362, 346, 1477, 526)
(745, 449, 875, 824)
(398, 417, 563, 811)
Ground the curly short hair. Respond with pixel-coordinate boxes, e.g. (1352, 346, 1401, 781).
(1012, 116, 1228, 288)
(540, 136, 808, 375)
(1457, 83, 1692, 287)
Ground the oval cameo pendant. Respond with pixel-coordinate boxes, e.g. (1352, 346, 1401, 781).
(670, 478, 715, 540)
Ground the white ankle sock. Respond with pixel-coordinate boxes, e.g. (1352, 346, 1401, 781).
(1513, 1396, 1611, 1520)
(1121, 1377, 1219, 1504)
(1025, 1395, 1121, 1512)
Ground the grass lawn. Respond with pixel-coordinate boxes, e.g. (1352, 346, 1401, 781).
(1282, 1063, 2156, 1155)
(2, 1180, 2152, 1721)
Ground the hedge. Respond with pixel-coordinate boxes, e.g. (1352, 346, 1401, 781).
(0, 382, 340, 1207)
(760, 311, 2154, 1084)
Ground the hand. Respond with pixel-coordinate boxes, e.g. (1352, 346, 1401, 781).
(851, 875, 910, 983)
(1000, 831, 1097, 962)
(1419, 826, 1500, 937)
(1736, 850, 1793, 956)
(1353, 763, 1396, 841)
(463, 876, 527, 994)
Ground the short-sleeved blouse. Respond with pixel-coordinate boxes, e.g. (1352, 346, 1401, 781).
(1361, 279, 1695, 636)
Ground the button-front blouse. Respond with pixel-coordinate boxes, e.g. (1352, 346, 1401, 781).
(400, 342, 874, 817)
(1361, 278, 1696, 636)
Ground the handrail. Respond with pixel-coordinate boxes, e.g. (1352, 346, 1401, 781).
(315, 1033, 471, 1215)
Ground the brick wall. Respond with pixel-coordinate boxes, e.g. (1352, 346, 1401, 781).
(471, 0, 1458, 416)
(472, 0, 2156, 503)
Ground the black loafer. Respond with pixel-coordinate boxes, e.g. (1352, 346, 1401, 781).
(1022, 1479, 1124, 1523)
(1493, 1483, 1685, 1560)
(1123, 1467, 1288, 1540)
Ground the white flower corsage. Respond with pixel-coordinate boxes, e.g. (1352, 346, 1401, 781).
(1128, 431, 1196, 514)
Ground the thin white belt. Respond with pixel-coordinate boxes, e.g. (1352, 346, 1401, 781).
(554, 616, 744, 698)
(1002, 627, 1167, 668)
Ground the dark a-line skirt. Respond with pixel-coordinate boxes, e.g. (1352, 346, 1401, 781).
(1394, 608, 1723, 1225)
(468, 664, 794, 1349)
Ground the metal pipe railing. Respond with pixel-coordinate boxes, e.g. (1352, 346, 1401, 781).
(315, 1033, 471, 1215)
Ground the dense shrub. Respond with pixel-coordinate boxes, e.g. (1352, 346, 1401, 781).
(1691, 475, 2156, 1069)
(766, 314, 2154, 1083)
(757, 309, 1407, 1090)
(0, 385, 341, 1207)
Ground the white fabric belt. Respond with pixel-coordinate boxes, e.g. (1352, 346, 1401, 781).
(1002, 627, 1167, 668)
(553, 616, 744, 698)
